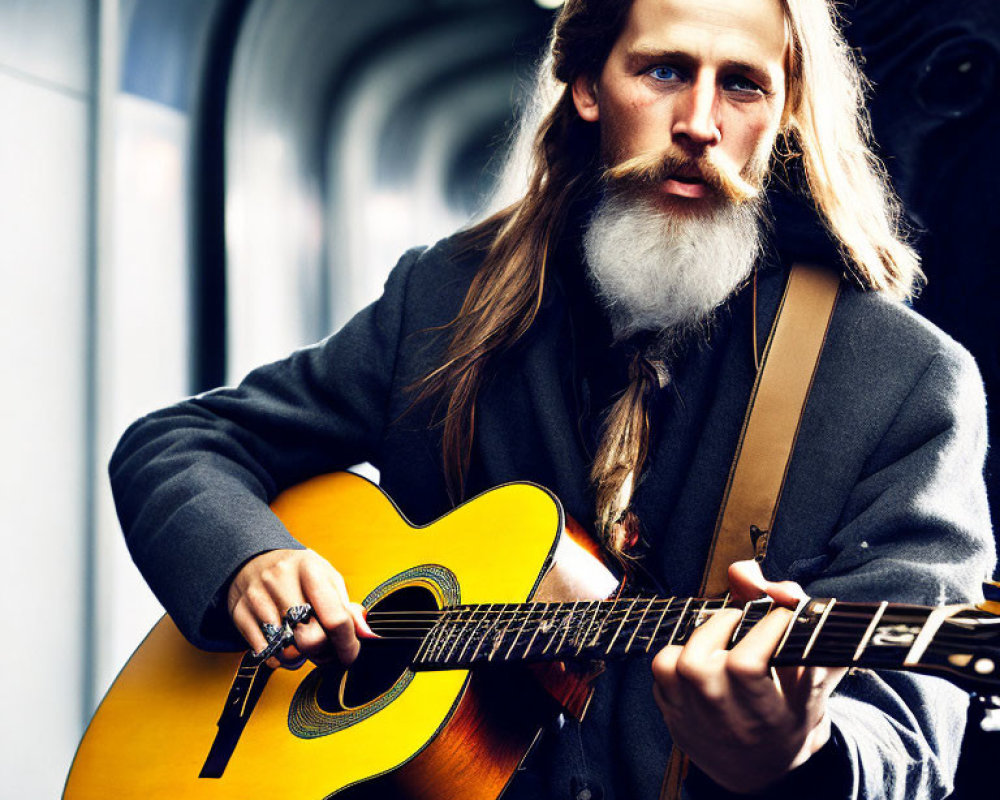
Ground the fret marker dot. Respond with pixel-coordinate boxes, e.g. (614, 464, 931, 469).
(975, 658, 995, 675)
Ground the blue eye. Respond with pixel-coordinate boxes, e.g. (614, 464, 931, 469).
(725, 75, 764, 95)
(650, 65, 681, 82)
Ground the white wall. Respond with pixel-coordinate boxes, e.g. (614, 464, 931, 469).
(0, 3, 189, 795)
(97, 91, 188, 697)
(0, 1, 92, 795)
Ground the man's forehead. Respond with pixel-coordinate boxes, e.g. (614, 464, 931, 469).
(616, 0, 788, 71)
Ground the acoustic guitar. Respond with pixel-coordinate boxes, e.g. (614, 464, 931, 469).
(64, 471, 1000, 799)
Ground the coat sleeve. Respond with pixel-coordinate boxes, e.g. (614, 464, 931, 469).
(688, 341, 994, 800)
(109, 247, 425, 650)
(801, 342, 994, 800)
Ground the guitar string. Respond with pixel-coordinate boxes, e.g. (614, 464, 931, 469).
(361, 602, 962, 637)
(362, 610, 941, 633)
(362, 606, 977, 667)
(361, 603, 942, 619)
(362, 616, 975, 655)
(362, 610, 944, 634)
(369, 605, 975, 647)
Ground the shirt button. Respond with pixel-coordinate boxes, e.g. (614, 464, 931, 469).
(571, 777, 604, 800)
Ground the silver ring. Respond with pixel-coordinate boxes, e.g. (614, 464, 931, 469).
(251, 604, 315, 663)
(284, 604, 313, 627)
(261, 621, 283, 642)
(254, 620, 292, 662)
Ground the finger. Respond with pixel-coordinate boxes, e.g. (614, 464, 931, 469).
(290, 618, 329, 660)
(651, 646, 684, 717)
(232, 599, 270, 654)
(252, 558, 329, 663)
(766, 580, 808, 609)
(231, 599, 284, 669)
(651, 680, 679, 721)
(275, 642, 307, 669)
(728, 560, 807, 608)
(771, 668, 841, 764)
(726, 608, 794, 698)
(673, 608, 744, 701)
(241, 584, 287, 654)
(776, 664, 847, 716)
(233, 582, 308, 670)
(260, 594, 319, 668)
(300, 559, 360, 665)
(279, 653, 307, 670)
(239, 579, 284, 628)
(349, 602, 377, 638)
(257, 558, 308, 625)
(728, 560, 769, 604)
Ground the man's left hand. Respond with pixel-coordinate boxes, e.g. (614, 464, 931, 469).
(651, 561, 846, 793)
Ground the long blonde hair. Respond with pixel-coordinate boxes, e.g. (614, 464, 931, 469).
(417, 0, 920, 548)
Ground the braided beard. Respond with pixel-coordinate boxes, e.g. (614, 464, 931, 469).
(583, 189, 763, 341)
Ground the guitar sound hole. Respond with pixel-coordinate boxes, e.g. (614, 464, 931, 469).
(314, 584, 438, 713)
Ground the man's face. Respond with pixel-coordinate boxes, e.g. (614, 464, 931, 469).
(573, 0, 788, 209)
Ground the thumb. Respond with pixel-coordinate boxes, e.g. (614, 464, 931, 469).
(728, 559, 806, 608)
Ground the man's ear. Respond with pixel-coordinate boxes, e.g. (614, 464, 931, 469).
(572, 75, 600, 122)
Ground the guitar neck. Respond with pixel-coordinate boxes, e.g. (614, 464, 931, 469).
(371, 596, 998, 690)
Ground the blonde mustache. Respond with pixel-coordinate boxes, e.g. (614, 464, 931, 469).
(603, 147, 762, 205)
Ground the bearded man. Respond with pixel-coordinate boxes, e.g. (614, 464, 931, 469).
(110, 0, 993, 798)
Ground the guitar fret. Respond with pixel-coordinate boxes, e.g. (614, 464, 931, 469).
(575, 600, 603, 656)
(487, 605, 509, 661)
(503, 606, 532, 661)
(589, 598, 617, 654)
(853, 601, 888, 663)
(606, 597, 640, 656)
(427, 609, 462, 661)
(541, 602, 567, 656)
(647, 597, 674, 653)
(801, 599, 836, 660)
(693, 598, 713, 629)
(774, 597, 811, 660)
(420, 610, 453, 665)
(553, 601, 580, 657)
(413, 623, 433, 665)
(469, 603, 497, 663)
(626, 597, 657, 654)
(522, 603, 550, 659)
(733, 599, 760, 647)
(407, 591, 991, 704)
(745, 598, 773, 645)
(668, 598, 693, 646)
(732, 603, 748, 647)
(488, 605, 516, 661)
(904, 606, 969, 666)
(443, 609, 469, 663)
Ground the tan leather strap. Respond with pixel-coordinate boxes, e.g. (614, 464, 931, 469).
(661, 263, 841, 800)
(700, 262, 842, 595)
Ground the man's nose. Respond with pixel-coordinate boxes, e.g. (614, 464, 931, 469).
(672, 74, 722, 149)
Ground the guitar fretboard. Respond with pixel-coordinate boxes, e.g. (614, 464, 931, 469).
(361, 596, 997, 686)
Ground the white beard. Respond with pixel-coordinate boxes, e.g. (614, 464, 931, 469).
(583, 192, 763, 340)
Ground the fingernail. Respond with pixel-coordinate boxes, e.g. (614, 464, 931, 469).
(351, 603, 376, 637)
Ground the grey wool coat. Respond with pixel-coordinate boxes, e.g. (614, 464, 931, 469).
(110, 230, 994, 800)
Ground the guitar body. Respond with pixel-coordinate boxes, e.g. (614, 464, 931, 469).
(64, 473, 615, 799)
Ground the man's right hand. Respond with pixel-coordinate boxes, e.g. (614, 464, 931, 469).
(226, 548, 373, 669)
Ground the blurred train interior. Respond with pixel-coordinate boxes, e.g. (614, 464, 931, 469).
(1, 0, 996, 796)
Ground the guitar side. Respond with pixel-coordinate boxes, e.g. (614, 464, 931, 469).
(64, 472, 582, 799)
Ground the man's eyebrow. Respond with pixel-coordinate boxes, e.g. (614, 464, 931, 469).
(623, 48, 695, 71)
(623, 48, 776, 89)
